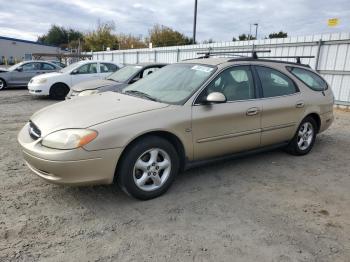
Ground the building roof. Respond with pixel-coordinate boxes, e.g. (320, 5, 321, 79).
(0, 36, 58, 48)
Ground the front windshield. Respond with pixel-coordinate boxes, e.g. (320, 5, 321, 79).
(59, 61, 84, 73)
(123, 63, 216, 105)
(107, 65, 142, 82)
(8, 62, 24, 71)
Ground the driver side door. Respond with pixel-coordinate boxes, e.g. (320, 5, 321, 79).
(12, 62, 41, 86)
(71, 62, 99, 86)
(191, 65, 262, 160)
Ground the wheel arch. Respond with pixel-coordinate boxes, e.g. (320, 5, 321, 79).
(50, 81, 70, 91)
(304, 112, 321, 133)
(114, 130, 187, 182)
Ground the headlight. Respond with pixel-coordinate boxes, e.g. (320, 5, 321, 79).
(78, 89, 99, 96)
(41, 129, 98, 150)
(35, 78, 47, 84)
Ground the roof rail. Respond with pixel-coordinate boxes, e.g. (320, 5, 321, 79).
(258, 55, 315, 64)
(197, 50, 271, 59)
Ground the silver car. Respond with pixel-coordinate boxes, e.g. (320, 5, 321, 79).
(0, 61, 61, 90)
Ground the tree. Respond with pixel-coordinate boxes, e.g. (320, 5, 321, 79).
(203, 38, 215, 44)
(238, 34, 256, 41)
(147, 24, 192, 47)
(84, 21, 119, 51)
(232, 37, 237, 42)
(117, 34, 147, 49)
(37, 25, 83, 49)
(268, 31, 288, 39)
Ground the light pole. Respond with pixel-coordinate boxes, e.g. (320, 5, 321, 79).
(254, 23, 259, 39)
(193, 0, 198, 44)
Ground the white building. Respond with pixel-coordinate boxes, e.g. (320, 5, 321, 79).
(0, 36, 60, 65)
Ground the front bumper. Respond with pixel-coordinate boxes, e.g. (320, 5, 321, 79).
(18, 123, 123, 185)
(28, 81, 50, 96)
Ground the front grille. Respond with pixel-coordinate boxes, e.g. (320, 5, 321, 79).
(28, 121, 41, 140)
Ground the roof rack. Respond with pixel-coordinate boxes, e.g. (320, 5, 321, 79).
(258, 55, 315, 64)
(195, 50, 314, 65)
(197, 50, 271, 59)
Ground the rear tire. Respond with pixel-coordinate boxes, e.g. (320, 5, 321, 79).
(0, 78, 6, 90)
(285, 116, 317, 155)
(49, 83, 69, 100)
(116, 136, 179, 200)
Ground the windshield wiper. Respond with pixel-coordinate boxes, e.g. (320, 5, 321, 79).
(124, 90, 159, 102)
(107, 78, 119, 82)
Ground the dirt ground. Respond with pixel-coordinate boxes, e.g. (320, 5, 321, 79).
(1, 89, 350, 262)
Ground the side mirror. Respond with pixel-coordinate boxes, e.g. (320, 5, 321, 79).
(16, 67, 23, 72)
(205, 92, 227, 104)
(71, 69, 78, 75)
(129, 77, 140, 84)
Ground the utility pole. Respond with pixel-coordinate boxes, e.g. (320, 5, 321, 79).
(193, 0, 198, 44)
(254, 23, 259, 39)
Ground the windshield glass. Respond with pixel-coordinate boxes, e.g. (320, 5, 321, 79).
(59, 61, 84, 73)
(123, 63, 216, 104)
(107, 65, 142, 82)
(8, 62, 24, 71)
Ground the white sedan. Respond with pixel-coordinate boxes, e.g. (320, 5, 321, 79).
(28, 60, 120, 99)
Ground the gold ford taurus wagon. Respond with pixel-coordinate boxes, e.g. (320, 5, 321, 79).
(18, 56, 334, 200)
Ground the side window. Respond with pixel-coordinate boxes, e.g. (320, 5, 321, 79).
(142, 67, 160, 78)
(22, 63, 40, 71)
(203, 66, 255, 102)
(287, 67, 327, 91)
(41, 63, 55, 70)
(75, 63, 98, 74)
(256, 66, 297, 98)
(100, 63, 118, 73)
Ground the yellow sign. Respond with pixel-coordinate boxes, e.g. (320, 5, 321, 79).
(328, 18, 339, 27)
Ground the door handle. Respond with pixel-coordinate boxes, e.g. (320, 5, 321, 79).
(296, 101, 305, 108)
(246, 107, 260, 116)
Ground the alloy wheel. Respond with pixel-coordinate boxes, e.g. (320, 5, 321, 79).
(133, 148, 171, 192)
(0, 79, 4, 90)
(297, 122, 314, 151)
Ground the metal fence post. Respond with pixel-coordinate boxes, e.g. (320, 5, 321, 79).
(122, 52, 125, 65)
(177, 49, 180, 62)
(315, 39, 323, 71)
(154, 50, 157, 62)
(136, 51, 139, 63)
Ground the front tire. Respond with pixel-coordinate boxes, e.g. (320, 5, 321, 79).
(49, 83, 70, 100)
(117, 136, 180, 200)
(286, 116, 317, 155)
(0, 78, 6, 90)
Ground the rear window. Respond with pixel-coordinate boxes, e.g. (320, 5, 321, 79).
(287, 67, 327, 91)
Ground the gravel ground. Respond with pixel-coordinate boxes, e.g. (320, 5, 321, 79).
(1, 89, 350, 262)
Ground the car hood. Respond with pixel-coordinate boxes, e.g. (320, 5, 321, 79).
(72, 79, 119, 91)
(0, 68, 9, 73)
(31, 92, 169, 136)
(33, 71, 63, 80)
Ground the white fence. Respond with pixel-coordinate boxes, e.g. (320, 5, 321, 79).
(91, 32, 350, 105)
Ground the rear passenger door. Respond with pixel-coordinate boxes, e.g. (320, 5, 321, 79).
(254, 65, 305, 146)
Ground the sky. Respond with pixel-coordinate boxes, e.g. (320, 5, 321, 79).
(0, 0, 349, 42)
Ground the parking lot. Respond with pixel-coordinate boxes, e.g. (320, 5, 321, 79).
(0, 89, 349, 261)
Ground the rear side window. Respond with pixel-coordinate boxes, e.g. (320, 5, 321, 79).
(287, 67, 327, 91)
(256, 66, 298, 98)
(41, 63, 55, 70)
(100, 63, 118, 73)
